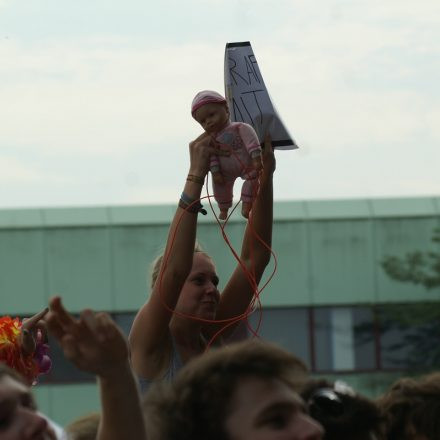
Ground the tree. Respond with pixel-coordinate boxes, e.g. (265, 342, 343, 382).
(377, 227, 440, 370)
(381, 228, 440, 289)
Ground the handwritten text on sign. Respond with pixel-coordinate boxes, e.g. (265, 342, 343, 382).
(224, 41, 297, 150)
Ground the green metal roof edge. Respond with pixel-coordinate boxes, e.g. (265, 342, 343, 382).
(0, 196, 438, 229)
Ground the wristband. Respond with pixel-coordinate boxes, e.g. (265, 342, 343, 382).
(179, 192, 207, 215)
(187, 174, 205, 185)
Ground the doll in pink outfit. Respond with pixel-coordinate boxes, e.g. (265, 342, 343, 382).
(191, 90, 263, 220)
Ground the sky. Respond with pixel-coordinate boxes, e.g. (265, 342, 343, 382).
(1, 0, 439, 209)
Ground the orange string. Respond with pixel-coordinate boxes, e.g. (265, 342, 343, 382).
(157, 163, 277, 350)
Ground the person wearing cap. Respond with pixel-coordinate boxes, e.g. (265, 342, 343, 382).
(191, 90, 263, 220)
(129, 124, 276, 393)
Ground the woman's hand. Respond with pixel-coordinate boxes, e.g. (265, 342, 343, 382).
(189, 132, 229, 177)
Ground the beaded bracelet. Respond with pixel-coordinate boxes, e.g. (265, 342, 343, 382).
(179, 192, 207, 215)
(187, 174, 205, 185)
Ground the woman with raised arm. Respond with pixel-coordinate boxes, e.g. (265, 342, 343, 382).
(129, 132, 276, 392)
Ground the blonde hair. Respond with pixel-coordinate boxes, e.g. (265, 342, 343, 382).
(149, 241, 206, 290)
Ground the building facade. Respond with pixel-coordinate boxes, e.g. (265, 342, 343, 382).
(1, 196, 440, 424)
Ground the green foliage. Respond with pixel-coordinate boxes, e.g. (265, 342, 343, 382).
(377, 303, 440, 369)
(354, 303, 440, 370)
(381, 227, 440, 289)
(378, 227, 440, 370)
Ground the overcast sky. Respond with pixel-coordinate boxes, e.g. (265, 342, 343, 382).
(1, 0, 439, 209)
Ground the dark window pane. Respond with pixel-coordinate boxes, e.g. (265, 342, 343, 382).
(379, 303, 440, 369)
(313, 306, 375, 372)
(248, 307, 311, 367)
(353, 307, 376, 369)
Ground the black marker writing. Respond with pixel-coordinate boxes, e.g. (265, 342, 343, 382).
(248, 55, 260, 83)
(231, 97, 245, 122)
(241, 90, 265, 125)
(240, 95, 254, 126)
(228, 57, 249, 86)
(245, 55, 260, 84)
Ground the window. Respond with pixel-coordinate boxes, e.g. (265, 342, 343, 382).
(378, 303, 440, 369)
(312, 306, 376, 372)
(248, 307, 311, 366)
(31, 302, 440, 384)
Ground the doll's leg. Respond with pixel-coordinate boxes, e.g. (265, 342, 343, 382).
(213, 180, 234, 220)
(210, 166, 224, 184)
(241, 178, 259, 218)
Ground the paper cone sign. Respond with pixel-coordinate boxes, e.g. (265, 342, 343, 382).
(224, 41, 298, 150)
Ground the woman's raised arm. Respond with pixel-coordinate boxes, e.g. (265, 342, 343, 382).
(214, 138, 275, 334)
(129, 133, 222, 375)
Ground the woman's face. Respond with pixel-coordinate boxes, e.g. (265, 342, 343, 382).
(0, 375, 54, 440)
(176, 252, 220, 320)
(225, 377, 324, 440)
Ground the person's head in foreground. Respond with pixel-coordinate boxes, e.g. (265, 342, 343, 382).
(0, 362, 55, 440)
(143, 339, 324, 440)
(378, 372, 440, 440)
(301, 379, 382, 440)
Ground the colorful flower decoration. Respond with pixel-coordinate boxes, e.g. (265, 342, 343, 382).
(0, 316, 51, 385)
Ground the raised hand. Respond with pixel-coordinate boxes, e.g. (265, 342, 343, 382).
(46, 297, 128, 378)
(20, 307, 49, 357)
(189, 132, 230, 178)
(47, 297, 147, 440)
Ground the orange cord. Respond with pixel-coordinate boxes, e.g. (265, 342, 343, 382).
(157, 165, 277, 349)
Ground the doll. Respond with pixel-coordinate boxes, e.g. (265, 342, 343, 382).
(191, 90, 263, 220)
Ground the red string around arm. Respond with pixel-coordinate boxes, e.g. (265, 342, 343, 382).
(157, 169, 277, 350)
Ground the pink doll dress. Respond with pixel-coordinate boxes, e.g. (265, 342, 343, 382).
(210, 121, 262, 211)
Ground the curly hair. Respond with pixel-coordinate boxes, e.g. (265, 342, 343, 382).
(378, 373, 440, 440)
(143, 340, 308, 440)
